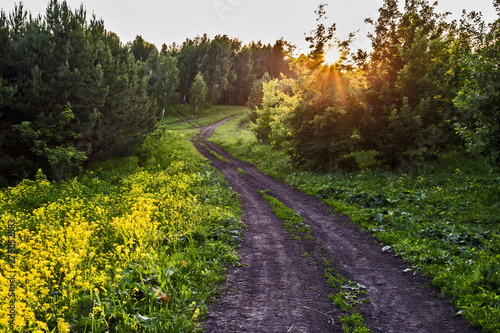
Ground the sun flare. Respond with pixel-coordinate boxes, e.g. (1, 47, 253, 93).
(324, 45, 342, 65)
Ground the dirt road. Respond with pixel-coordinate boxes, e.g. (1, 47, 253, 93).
(193, 118, 478, 333)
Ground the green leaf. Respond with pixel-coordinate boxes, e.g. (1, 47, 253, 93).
(374, 213, 384, 223)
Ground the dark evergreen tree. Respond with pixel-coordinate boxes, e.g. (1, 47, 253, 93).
(130, 35, 158, 62)
(0, 0, 156, 183)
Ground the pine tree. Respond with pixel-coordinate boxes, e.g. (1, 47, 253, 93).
(130, 35, 158, 61)
(0, 0, 156, 182)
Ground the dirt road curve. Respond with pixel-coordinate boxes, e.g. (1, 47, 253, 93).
(193, 118, 478, 333)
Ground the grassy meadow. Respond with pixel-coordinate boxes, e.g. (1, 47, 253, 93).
(209, 111, 500, 332)
(0, 107, 244, 332)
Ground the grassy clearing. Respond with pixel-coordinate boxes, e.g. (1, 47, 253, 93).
(160, 105, 246, 130)
(208, 112, 295, 179)
(0, 112, 244, 332)
(210, 110, 500, 332)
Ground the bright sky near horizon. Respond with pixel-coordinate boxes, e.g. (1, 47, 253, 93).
(1, 0, 498, 54)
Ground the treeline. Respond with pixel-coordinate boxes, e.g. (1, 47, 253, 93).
(0, 0, 293, 186)
(250, 0, 500, 170)
(3, 0, 498, 185)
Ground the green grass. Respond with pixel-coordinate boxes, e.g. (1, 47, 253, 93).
(339, 313, 371, 333)
(259, 190, 312, 241)
(199, 143, 230, 163)
(160, 105, 247, 130)
(208, 112, 294, 179)
(0, 108, 245, 332)
(210, 109, 500, 332)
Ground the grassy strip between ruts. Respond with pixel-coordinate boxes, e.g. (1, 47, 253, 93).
(259, 190, 371, 333)
(198, 143, 230, 163)
(0, 117, 244, 332)
(209, 110, 500, 332)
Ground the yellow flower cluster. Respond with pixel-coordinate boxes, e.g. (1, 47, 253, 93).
(0, 163, 208, 332)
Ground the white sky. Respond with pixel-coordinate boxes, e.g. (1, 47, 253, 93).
(1, 0, 498, 54)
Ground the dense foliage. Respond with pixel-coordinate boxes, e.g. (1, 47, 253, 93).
(2, 0, 499, 330)
(0, 1, 155, 184)
(453, 1, 500, 166)
(248, 0, 500, 171)
(167, 35, 294, 106)
(2, 0, 498, 177)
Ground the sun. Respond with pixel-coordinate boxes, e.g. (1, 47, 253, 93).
(323, 44, 342, 65)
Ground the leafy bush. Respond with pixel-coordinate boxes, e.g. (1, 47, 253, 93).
(453, 18, 500, 166)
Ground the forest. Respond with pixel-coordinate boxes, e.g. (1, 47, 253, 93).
(249, 0, 500, 172)
(0, 1, 292, 186)
(1, 0, 499, 185)
(1, 0, 499, 332)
